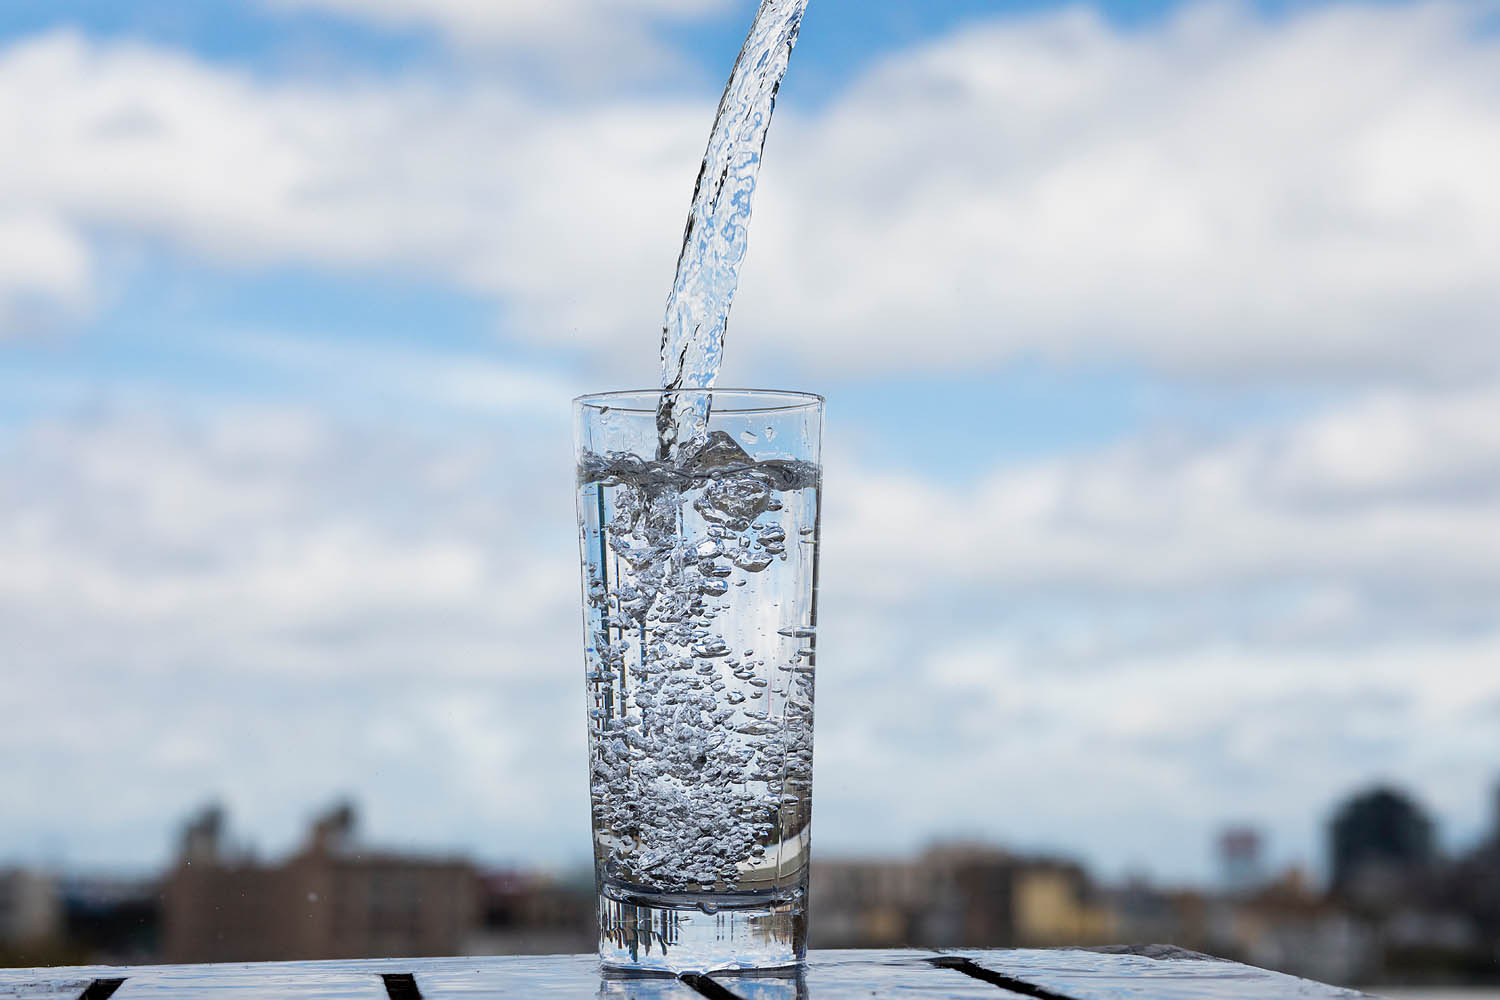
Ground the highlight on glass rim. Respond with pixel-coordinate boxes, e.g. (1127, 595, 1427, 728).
(3, 0, 1498, 997)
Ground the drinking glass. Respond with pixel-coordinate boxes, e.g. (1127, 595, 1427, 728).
(574, 389, 823, 972)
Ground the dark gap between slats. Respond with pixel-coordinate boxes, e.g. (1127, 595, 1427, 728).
(678, 972, 747, 1000)
(381, 972, 423, 1000)
(928, 956, 1076, 1000)
(78, 980, 126, 1000)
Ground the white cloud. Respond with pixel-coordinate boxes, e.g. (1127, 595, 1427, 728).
(2, 1, 1498, 876)
(3, 378, 1496, 874)
(222, 331, 587, 415)
(736, 0, 1500, 379)
(0, 406, 589, 866)
(808, 379, 1500, 872)
(0, 210, 90, 333)
(0, 28, 703, 375)
(830, 382, 1500, 601)
(827, 632, 1500, 875)
(263, 0, 725, 57)
(3, 3, 1500, 381)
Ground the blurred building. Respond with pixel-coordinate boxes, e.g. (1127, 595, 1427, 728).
(1417, 781, 1500, 982)
(162, 802, 477, 963)
(1205, 868, 1374, 986)
(60, 876, 161, 964)
(1105, 876, 1195, 948)
(6, 777, 1500, 984)
(1452, 787, 1500, 940)
(1217, 827, 1265, 895)
(2, 869, 162, 967)
(465, 868, 595, 956)
(808, 855, 928, 947)
(1329, 787, 1435, 910)
(0, 869, 62, 949)
(811, 844, 1114, 949)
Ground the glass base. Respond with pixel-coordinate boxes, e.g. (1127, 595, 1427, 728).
(597, 888, 807, 973)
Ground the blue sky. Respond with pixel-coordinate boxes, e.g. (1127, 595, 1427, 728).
(0, 1, 1296, 78)
(0, 0, 1354, 471)
(1, 0, 1498, 886)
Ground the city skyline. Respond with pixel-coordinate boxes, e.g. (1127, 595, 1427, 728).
(8, 775, 1498, 895)
(6, 776, 1498, 986)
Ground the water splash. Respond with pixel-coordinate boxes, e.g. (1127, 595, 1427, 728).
(656, 0, 811, 460)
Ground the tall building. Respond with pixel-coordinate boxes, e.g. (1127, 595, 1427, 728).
(162, 802, 477, 963)
(1218, 827, 1265, 895)
(1328, 786, 1435, 909)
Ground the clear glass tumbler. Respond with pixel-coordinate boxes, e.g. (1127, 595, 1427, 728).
(574, 389, 823, 972)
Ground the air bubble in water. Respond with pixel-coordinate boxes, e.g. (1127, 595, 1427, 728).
(578, 446, 819, 892)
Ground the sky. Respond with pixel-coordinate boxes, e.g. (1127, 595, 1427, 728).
(2, 0, 1498, 887)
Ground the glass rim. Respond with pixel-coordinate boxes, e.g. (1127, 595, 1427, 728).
(574, 388, 824, 415)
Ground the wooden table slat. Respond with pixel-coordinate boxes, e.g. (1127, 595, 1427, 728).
(0, 977, 96, 1000)
(110, 967, 385, 1000)
(952, 948, 1377, 1000)
(802, 951, 1033, 999)
(0, 948, 1386, 999)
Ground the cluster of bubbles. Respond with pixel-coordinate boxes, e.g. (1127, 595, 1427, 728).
(579, 432, 818, 892)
